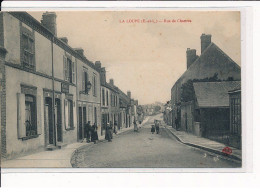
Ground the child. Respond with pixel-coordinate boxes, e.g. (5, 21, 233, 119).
(151, 125, 155, 134)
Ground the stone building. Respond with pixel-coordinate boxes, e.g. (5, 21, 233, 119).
(171, 34, 241, 130)
(0, 12, 101, 158)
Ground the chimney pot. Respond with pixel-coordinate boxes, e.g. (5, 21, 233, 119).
(186, 48, 197, 69)
(41, 12, 57, 36)
(200, 33, 212, 54)
(109, 79, 114, 85)
(127, 91, 131, 99)
(60, 37, 68, 44)
(95, 61, 102, 69)
(74, 48, 84, 56)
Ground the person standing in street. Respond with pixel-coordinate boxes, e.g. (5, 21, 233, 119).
(151, 125, 155, 134)
(85, 121, 91, 143)
(91, 123, 99, 144)
(155, 121, 160, 134)
(105, 122, 112, 142)
(114, 120, 118, 134)
(133, 120, 138, 132)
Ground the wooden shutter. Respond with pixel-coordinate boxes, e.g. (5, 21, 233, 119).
(64, 99, 69, 129)
(82, 71, 85, 92)
(17, 93, 26, 138)
(72, 61, 75, 84)
(37, 95, 42, 135)
(63, 56, 67, 81)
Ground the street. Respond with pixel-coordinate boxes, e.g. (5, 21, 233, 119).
(71, 114, 241, 168)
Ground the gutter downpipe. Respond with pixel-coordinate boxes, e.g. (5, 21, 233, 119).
(51, 36, 57, 146)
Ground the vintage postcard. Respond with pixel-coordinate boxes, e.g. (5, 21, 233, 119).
(0, 9, 244, 170)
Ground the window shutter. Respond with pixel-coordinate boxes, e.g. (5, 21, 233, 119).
(72, 61, 75, 84)
(37, 95, 42, 135)
(82, 71, 85, 92)
(17, 93, 26, 138)
(64, 99, 69, 129)
(63, 56, 67, 81)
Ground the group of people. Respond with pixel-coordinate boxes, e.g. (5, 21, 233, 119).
(84, 121, 99, 144)
(151, 120, 160, 134)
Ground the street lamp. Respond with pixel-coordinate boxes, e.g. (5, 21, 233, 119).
(86, 81, 92, 93)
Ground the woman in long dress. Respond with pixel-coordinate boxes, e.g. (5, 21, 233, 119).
(91, 123, 99, 144)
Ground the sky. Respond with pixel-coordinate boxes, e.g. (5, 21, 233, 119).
(29, 11, 241, 105)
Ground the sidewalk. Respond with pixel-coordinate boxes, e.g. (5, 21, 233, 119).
(164, 125, 242, 162)
(2, 117, 150, 168)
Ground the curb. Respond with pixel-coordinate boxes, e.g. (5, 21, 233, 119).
(166, 127, 242, 162)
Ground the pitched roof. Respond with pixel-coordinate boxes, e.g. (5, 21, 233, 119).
(193, 81, 241, 108)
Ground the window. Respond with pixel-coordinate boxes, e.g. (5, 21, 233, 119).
(93, 73, 97, 96)
(21, 26, 35, 70)
(102, 88, 105, 106)
(17, 85, 41, 140)
(63, 56, 75, 84)
(106, 91, 109, 106)
(111, 93, 113, 106)
(25, 95, 37, 137)
(65, 98, 74, 130)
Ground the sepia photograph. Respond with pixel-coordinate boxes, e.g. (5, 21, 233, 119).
(0, 10, 242, 169)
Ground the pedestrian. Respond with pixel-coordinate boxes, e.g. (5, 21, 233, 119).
(175, 117, 178, 130)
(85, 121, 91, 143)
(114, 120, 118, 134)
(151, 125, 155, 134)
(155, 121, 160, 134)
(133, 120, 138, 132)
(91, 123, 99, 144)
(105, 122, 112, 142)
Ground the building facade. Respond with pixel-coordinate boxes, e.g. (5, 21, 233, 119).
(170, 34, 241, 130)
(0, 12, 101, 158)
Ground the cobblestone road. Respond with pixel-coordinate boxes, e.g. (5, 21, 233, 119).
(71, 114, 241, 168)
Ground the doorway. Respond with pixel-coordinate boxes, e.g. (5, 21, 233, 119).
(45, 97, 54, 145)
(55, 98, 62, 142)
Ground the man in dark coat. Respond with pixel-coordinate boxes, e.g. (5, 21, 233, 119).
(105, 122, 112, 142)
(91, 123, 99, 144)
(85, 121, 91, 143)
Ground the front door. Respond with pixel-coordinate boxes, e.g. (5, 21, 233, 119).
(78, 107, 83, 140)
(55, 98, 62, 142)
(45, 97, 54, 145)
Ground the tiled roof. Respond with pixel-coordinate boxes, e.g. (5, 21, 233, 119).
(193, 81, 241, 108)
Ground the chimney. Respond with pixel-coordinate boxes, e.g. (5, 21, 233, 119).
(74, 48, 84, 56)
(109, 79, 114, 86)
(127, 91, 131, 99)
(100, 67, 106, 85)
(41, 12, 57, 36)
(60, 37, 68, 44)
(200, 33, 212, 54)
(186, 48, 198, 69)
(95, 61, 102, 70)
